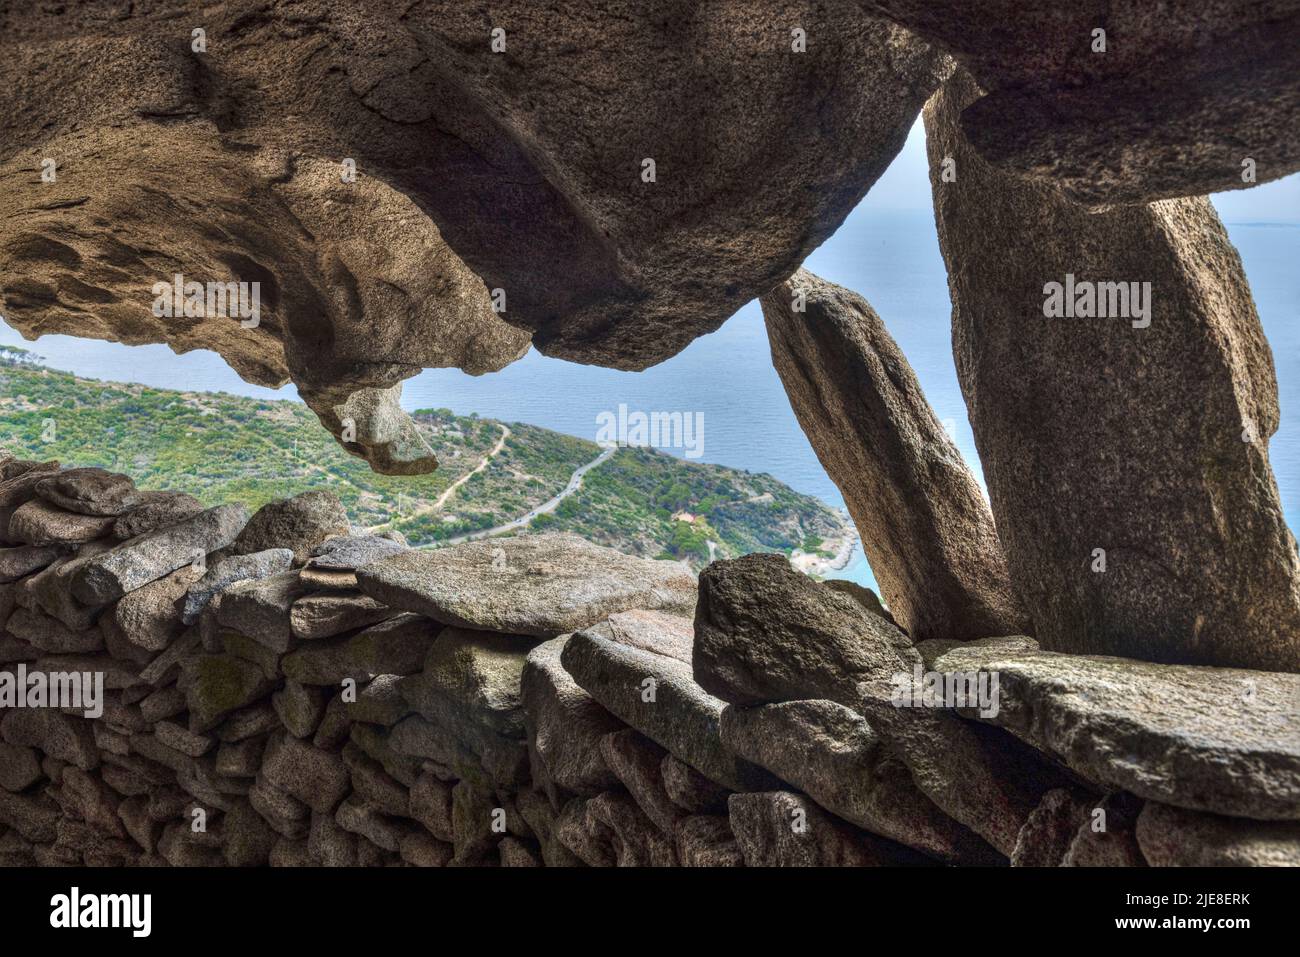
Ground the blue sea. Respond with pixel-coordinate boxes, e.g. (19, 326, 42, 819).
(3, 123, 1297, 591)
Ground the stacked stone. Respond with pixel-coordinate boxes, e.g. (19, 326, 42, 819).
(1, 456, 1296, 866)
(691, 555, 1300, 866)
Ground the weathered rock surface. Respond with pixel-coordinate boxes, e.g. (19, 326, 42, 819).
(358, 534, 696, 637)
(115, 565, 203, 652)
(761, 270, 1027, 639)
(289, 591, 394, 641)
(0, 544, 65, 583)
(407, 628, 542, 737)
(561, 629, 777, 793)
(2, 709, 97, 770)
(1062, 793, 1147, 868)
(261, 733, 350, 816)
(674, 814, 744, 867)
(0, 0, 949, 464)
(599, 610, 695, 665)
(661, 754, 730, 815)
(233, 492, 350, 566)
(306, 534, 405, 572)
(728, 791, 928, 866)
(927, 69, 1300, 672)
(35, 468, 139, 516)
(932, 643, 1300, 820)
(521, 637, 623, 799)
(280, 613, 440, 686)
(6, 606, 103, 653)
(866, 1, 1300, 203)
(179, 655, 277, 734)
(112, 492, 204, 541)
(856, 690, 1076, 857)
(215, 572, 308, 654)
(71, 505, 248, 605)
(1135, 801, 1300, 867)
(694, 553, 918, 706)
(182, 548, 294, 624)
(721, 699, 1000, 863)
(8, 499, 115, 545)
(599, 729, 683, 834)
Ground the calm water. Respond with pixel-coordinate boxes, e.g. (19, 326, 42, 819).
(3, 188, 1297, 591)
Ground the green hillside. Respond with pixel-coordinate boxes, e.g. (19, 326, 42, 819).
(0, 345, 854, 570)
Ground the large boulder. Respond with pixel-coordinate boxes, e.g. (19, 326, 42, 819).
(232, 492, 350, 566)
(761, 269, 1028, 639)
(864, 1, 1300, 204)
(694, 553, 918, 706)
(357, 534, 696, 637)
(0, 1, 949, 467)
(927, 69, 1300, 672)
(931, 642, 1300, 821)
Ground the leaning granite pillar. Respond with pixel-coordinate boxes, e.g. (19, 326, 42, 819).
(924, 69, 1300, 671)
(761, 269, 1029, 640)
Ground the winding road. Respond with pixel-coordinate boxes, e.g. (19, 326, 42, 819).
(437, 444, 617, 546)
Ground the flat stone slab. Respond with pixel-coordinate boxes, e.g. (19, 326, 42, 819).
(8, 499, 114, 545)
(932, 644, 1300, 820)
(35, 467, 140, 516)
(112, 491, 204, 540)
(306, 534, 406, 572)
(357, 533, 696, 637)
(71, 504, 248, 605)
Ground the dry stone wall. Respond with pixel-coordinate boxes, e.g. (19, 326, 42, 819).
(1, 458, 1296, 866)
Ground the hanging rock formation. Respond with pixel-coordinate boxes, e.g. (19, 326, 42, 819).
(862, 0, 1300, 204)
(761, 269, 1028, 639)
(926, 69, 1300, 673)
(0, 0, 951, 467)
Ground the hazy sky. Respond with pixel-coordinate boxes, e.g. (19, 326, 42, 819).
(868, 118, 1300, 222)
